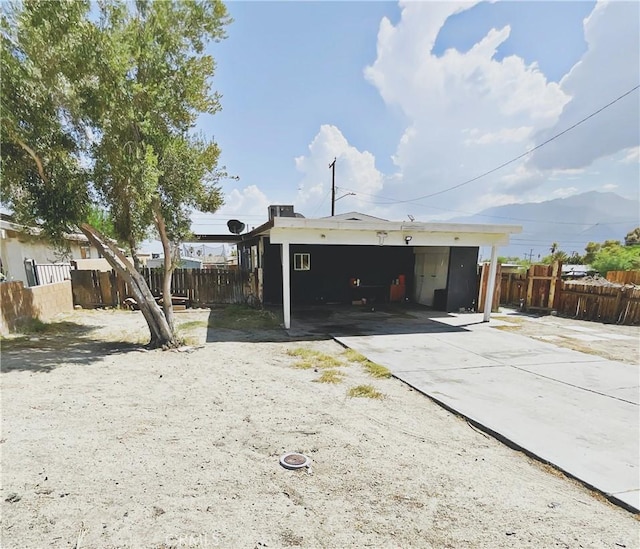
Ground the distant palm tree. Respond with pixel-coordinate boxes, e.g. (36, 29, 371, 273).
(550, 242, 559, 254)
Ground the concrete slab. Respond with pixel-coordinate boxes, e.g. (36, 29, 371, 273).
(387, 366, 638, 496)
(610, 386, 640, 405)
(335, 333, 500, 372)
(612, 490, 640, 511)
(336, 322, 640, 511)
(512, 360, 639, 404)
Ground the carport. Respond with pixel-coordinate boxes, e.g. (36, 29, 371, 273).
(240, 212, 521, 329)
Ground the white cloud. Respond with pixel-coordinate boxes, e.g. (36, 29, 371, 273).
(621, 146, 640, 164)
(552, 186, 579, 198)
(602, 183, 618, 191)
(294, 125, 384, 217)
(217, 185, 271, 219)
(529, 1, 640, 170)
(463, 126, 533, 146)
(363, 1, 571, 216)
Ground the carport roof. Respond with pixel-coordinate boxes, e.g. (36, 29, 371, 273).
(257, 214, 522, 248)
(194, 213, 522, 247)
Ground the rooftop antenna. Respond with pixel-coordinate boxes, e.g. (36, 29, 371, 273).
(408, 214, 415, 222)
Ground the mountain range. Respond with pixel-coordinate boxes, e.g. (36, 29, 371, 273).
(448, 191, 639, 261)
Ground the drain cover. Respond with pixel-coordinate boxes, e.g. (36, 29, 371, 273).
(279, 452, 311, 470)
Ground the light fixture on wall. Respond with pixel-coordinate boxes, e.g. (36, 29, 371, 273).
(404, 236, 413, 245)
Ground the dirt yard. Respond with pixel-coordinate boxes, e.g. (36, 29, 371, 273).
(1, 308, 638, 548)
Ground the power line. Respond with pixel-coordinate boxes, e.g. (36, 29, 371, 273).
(355, 85, 640, 205)
(337, 185, 638, 226)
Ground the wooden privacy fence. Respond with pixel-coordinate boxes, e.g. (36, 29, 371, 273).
(479, 264, 640, 325)
(71, 268, 248, 309)
(142, 268, 246, 306)
(606, 270, 640, 285)
(478, 262, 562, 313)
(558, 280, 640, 324)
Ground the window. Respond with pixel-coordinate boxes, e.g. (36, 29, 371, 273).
(293, 253, 310, 271)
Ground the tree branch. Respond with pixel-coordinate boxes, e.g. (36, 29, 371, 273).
(16, 138, 47, 183)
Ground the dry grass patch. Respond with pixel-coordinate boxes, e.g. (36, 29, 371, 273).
(493, 325, 522, 332)
(314, 369, 345, 384)
(209, 305, 281, 330)
(177, 320, 208, 331)
(348, 384, 385, 399)
(287, 348, 344, 370)
(343, 348, 391, 378)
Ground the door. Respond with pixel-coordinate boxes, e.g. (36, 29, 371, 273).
(414, 248, 449, 306)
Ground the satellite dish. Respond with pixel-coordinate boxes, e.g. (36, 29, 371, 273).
(227, 219, 246, 234)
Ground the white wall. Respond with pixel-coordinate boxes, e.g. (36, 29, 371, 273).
(0, 231, 92, 285)
(414, 247, 450, 306)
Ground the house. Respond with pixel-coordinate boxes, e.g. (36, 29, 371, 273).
(146, 256, 203, 269)
(561, 264, 595, 279)
(0, 214, 101, 286)
(196, 207, 522, 328)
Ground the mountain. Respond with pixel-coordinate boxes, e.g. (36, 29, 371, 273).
(447, 192, 639, 260)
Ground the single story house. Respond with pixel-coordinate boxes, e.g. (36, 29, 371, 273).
(196, 207, 522, 328)
(0, 214, 101, 286)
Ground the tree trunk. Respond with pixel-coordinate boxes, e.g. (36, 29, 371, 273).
(79, 223, 178, 349)
(153, 206, 176, 333)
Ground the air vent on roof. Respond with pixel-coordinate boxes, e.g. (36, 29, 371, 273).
(268, 205, 295, 220)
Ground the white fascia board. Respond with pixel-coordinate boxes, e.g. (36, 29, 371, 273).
(270, 227, 513, 247)
(272, 216, 521, 235)
(269, 218, 521, 247)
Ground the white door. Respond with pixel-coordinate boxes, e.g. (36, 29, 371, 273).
(414, 248, 450, 306)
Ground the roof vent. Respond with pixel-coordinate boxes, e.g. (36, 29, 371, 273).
(268, 205, 295, 220)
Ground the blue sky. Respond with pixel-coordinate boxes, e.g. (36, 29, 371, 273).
(182, 1, 638, 236)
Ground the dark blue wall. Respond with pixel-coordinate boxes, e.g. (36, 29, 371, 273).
(263, 241, 415, 305)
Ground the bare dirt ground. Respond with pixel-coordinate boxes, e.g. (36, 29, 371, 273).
(1, 308, 638, 549)
(492, 308, 640, 365)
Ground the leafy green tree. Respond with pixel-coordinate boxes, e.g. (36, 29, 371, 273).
(541, 250, 568, 265)
(624, 227, 640, 246)
(583, 242, 601, 265)
(591, 244, 640, 275)
(565, 251, 585, 265)
(1, 0, 231, 347)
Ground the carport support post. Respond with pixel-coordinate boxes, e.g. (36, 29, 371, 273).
(282, 242, 291, 329)
(483, 245, 499, 322)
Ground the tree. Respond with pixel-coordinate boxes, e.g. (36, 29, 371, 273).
(591, 244, 640, 276)
(1, 0, 231, 347)
(565, 251, 584, 265)
(624, 227, 640, 246)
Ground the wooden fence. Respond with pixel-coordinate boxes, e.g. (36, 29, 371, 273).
(558, 280, 640, 324)
(479, 262, 562, 313)
(142, 268, 246, 306)
(481, 264, 640, 325)
(71, 268, 248, 309)
(606, 270, 640, 285)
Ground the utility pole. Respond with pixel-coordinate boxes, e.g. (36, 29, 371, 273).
(329, 157, 336, 216)
(524, 248, 534, 262)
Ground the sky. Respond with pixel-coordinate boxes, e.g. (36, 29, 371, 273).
(184, 0, 639, 237)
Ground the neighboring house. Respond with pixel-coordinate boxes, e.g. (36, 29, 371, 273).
(0, 214, 100, 286)
(181, 243, 230, 269)
(561, 264, 595, 279)
(195, 206, 522, 328)
(146, 257, 203, 269)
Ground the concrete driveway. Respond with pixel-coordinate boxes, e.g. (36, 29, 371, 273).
(325, 309, 639, 512)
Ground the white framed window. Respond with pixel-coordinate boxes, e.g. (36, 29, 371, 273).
(293, 253, 310, 271)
